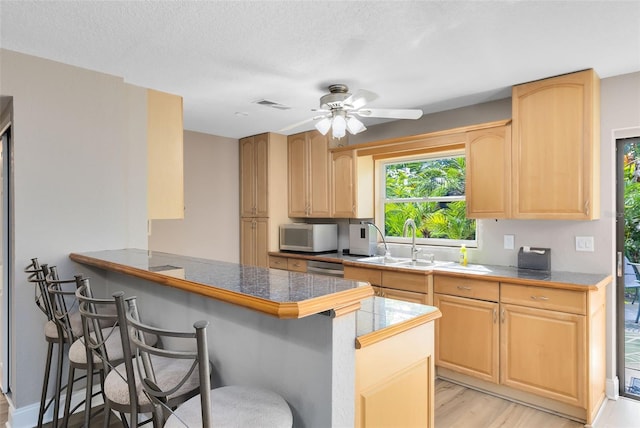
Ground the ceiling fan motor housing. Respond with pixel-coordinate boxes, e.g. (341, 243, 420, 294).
(320, 84, 352, 110)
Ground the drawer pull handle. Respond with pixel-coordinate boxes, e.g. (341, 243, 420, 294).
(493, 309, 497, 324)
(501, 309, 505, 324)
(530, 296, 549, 301)
(457, 286, 472, 291)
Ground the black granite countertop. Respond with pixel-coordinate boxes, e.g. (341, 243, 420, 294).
(356, 296, 439, 338)
(70, 249, 374, 319)
(270, 251, 611, 290)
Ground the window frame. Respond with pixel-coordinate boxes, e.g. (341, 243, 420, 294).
(377, 149, 478, 248)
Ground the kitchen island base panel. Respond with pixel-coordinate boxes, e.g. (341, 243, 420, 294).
(437, 368, 606, 425)
(102, 271, 356, 428)
(356, 322, 436, 428)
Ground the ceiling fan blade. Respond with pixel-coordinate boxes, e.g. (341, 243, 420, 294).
(343, 89, 378, 110)
(278, 114, 329, 132)
(355, 108, 423, 120)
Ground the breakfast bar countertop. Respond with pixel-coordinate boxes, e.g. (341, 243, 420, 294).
(70, 248, 373, 319)
(356, 296, 441, 349)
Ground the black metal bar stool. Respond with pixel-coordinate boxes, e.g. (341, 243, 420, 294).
(113, 292, 293, 428)
(25, 258, 77, 428)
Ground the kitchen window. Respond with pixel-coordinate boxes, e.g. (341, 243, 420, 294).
(380, 152, 477, 247)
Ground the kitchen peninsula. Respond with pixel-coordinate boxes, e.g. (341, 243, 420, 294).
(70, 249, 441, 427)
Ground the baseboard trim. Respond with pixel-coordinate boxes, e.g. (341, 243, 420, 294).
(7, 384, 103, 428)
(606, 376, 619, 399)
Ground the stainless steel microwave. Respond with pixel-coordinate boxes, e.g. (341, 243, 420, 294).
(279, 223, 338, 253)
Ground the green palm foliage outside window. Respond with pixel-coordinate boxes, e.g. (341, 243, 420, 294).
(624, 140, 640, 262)
(383, 155, 476, 243)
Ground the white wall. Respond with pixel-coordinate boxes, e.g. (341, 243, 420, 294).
(148, 130, 239, 262)
(0, 49, 148, 415)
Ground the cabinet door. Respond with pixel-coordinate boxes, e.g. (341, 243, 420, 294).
(148, 89, 184, 219)
(512, 69, 599, 220)
(331, 150, 356, 217)
(308, 132, 331, 217)
(255, 218, 269, 268)
(240, 218, 255, 265)
(240, 137, 256, 217)
(240, 218, 268, 267)
(434, 294, 499, 384)
(466, 125, 511, 218)
(288, 133, 309, 217)
(254, 134, 269, 217)
(500, 303, 585, 407)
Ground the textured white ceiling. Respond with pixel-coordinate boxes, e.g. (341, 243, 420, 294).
(1, 1, 639, 139)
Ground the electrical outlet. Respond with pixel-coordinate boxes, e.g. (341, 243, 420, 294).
(504, 235, 515, 250)
(575, 236, 595, 252)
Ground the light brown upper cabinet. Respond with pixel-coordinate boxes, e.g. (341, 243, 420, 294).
(287, 131, 331, 218)
(512, 69, 600, 220)
(147, 89, 184, 219)
(239, 133, 288, 267)
(240, 134, 270, 217)
(331, 149, 374, 218)
(466, 124, 512, 218)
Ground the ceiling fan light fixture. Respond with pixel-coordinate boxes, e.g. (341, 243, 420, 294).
(346, 116, 366, 135)
(315, 117, 332, 135)
(331, 114, 347, 139)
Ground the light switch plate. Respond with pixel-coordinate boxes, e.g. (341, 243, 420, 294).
(576, 236, 595, 252)
(504, 235, 515, 250)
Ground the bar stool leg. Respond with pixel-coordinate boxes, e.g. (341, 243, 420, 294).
(83, 358, 94, 428)
(51, 340, 66, 428)
(61, 364, 76, 428)
(37, 341, 55, 427)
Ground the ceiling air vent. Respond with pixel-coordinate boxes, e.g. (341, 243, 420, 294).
(253, 99, 291, 110)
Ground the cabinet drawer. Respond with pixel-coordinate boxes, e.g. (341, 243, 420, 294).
(287, 258, 307, 273)
(382, 271, 428, 294)
(379, 287, 430, 305)
(434, 275, 499, 302)
(269, 256, 288, 270)
(501, 283, 586, 315)
(344, 266, 382, 285)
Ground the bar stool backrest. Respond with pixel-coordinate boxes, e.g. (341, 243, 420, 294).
(46, 266, 83, 343)
(76, 279, 121, 373)
(25, 258, 54, 321)
(113, 292, 212, 428)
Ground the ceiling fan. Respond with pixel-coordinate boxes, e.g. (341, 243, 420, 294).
(279, 84, 423, 139)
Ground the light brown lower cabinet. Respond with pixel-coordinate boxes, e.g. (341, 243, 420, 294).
(500, 302, 584, 407)
(344, 265, 431, 305)
(268, 255, 308, 272)
(434, 276, 607, 425)
(240, 218, 268, 267)
(355, 322, 435, 428)
(434, 293, 499, 384)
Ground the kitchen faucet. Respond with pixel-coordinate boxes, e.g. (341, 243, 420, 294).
(362, 221, 391, 258)
(403, 218, 420, 261)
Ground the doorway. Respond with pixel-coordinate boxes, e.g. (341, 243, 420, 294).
(0, 124, 11, 393)
(617, 136, 640, 399)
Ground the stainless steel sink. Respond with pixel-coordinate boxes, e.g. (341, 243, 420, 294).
(356, 255, 406, 265)
(356, 256, 453, 270)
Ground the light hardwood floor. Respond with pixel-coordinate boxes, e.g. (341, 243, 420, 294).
(0, 382, 637, 427)
(436, 379, 640, 427)
(435, 379, 584, 427)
